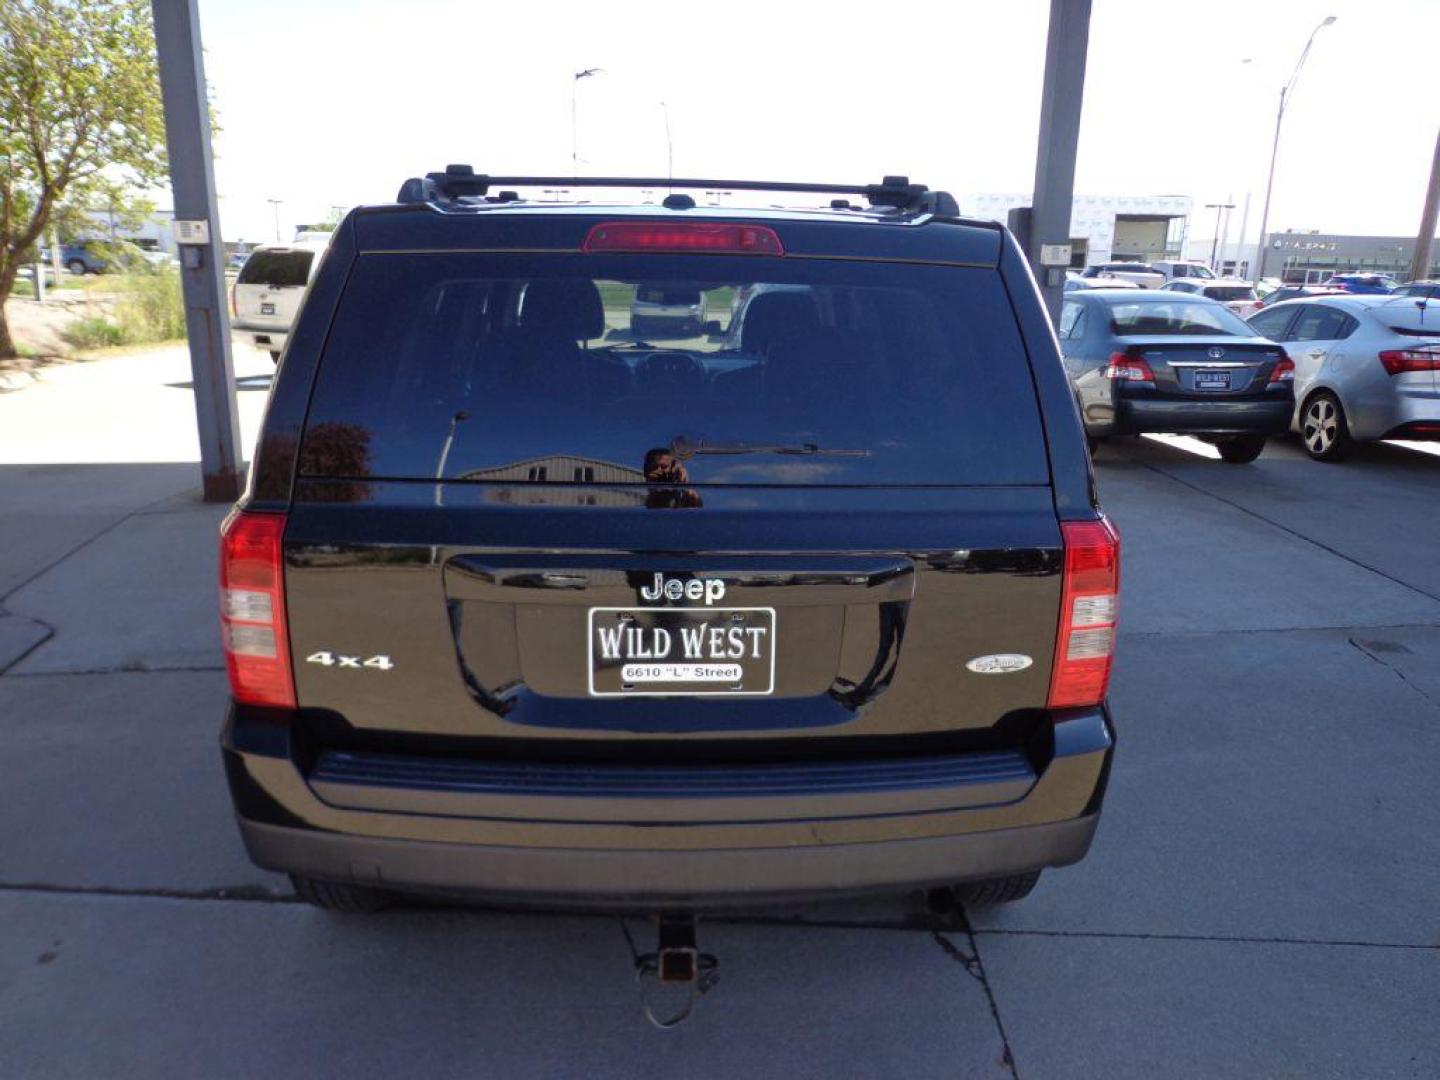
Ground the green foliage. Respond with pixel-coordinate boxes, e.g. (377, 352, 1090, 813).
(61, 270, 185, 351)
(62, 314, 125, 349)
(0, 0, 169, 356)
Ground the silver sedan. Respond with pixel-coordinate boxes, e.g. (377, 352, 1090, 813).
(1246, 295, 1440, 461)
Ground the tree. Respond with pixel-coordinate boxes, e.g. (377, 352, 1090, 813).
(0, 0, 167, 358)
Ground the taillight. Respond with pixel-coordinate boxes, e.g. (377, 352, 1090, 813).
(1048, 517, 1121, 710)
(1378, 347, 1440, 376)
(1268, 354, 1295, 383)
(219, 510, 295, 708)
(583, 221, 784, 255)
(1103, 352, 1155, 383)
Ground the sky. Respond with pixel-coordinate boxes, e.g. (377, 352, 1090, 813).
(196, 0, 1440, 246)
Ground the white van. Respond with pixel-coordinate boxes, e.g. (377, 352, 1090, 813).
(230, 240, 329, 361)
(1152, 260, 1217, 282)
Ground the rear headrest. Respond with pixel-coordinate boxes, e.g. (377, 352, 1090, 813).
(521, 279, 605, 340)
(741, 291, 820, 353)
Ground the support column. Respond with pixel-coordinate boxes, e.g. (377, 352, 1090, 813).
(1028, 0, 1092, 325)
(152, 0, 242, 502)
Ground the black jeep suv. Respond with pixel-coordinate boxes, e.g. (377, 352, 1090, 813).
(220, 168, 1118, 912)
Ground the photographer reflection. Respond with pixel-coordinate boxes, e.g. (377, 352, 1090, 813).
(643, 447, 703, 509)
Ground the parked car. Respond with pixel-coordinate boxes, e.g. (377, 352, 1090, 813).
(227, 251, 251, 271)
(230, 240, 328, 361)
(1064, 271, 1140, 292)
(1327, 273, 1399, 295)
(1253, 285, 1347, 309)
(1160, 277, 1261, 317)
(1151, 260, 1216, 282)
(1246, 295, 1440, 461)
(1392, 280, 1440, 299)
(60, 241, 109, 274)
(1058, 290, 1294, 463)
(219, 167, 1117, 916)
(629, 285, 707, 337)
(1080, 262, 1166, 289)
(59, 239, 155, 275)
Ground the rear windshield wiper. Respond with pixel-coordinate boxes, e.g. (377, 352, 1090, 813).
(671, 436, 870, 458)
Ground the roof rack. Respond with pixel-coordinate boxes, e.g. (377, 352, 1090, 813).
(396, 165, 959, 217)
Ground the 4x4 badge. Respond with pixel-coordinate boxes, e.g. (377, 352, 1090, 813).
(965, 654, 1033, 674)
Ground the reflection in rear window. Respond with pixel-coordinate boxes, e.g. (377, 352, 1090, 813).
(299, 253, 1049, 487)
(237, 249, 315, 287)
(1108, 300, 1254, 336)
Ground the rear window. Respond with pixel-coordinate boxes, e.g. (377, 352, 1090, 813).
(1203, 286, 1256, 301)
(237, 249, 315, 287)
(299, 252, 1049, 487)
(1107, 299, 1255, 336)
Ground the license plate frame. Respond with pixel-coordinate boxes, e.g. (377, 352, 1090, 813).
(1194, 368, 1231, 391)
(588, 606, 776, 697)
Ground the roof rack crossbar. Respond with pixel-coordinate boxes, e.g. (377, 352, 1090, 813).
(396, 166, 958, 216)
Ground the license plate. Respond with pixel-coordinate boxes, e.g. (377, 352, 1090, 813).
(1194, 369, 1231, 390)
(588, 607, 776, 696)
(260, 302, 276, 316)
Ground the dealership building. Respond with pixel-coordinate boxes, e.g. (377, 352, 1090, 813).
(966, 193, 1193, 268)
(1256, 232, 1440, 283)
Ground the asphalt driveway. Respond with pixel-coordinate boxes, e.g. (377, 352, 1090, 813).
(0, 349, 1436, 1077)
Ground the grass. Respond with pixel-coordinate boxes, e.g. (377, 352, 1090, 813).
(61, 270, 186, 351)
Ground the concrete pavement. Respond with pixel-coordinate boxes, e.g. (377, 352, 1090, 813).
(0, 349, 1437, 1078)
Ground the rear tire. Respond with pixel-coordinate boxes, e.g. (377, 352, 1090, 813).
(66, 259, 87, 275)
(954, 870, 1041, 906)
(1300, 391, 1352, 462)
(290, 874, 395, 913)
(1215, 435, 1266, 464)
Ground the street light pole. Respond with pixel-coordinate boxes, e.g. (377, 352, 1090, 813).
(1253, 15, 1336, 283)
(267, 197, 282, 241)
(1206, 202, 1235, 271)
(571, 68, 603, 173)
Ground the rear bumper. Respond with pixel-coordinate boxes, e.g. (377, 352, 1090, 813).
(231, 321, 289, 352)
(1113, 395, 1292, 436)
(238, 813, 1099, 911)
(222, 706, 1114, 908)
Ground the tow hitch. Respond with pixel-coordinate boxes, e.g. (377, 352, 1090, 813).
(630, 913, 719, 1029)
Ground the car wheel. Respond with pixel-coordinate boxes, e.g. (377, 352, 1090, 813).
(1215, 435, 1266, 464)
(953, 870, 1041, 906)
(1300, 391, 1352, 462)
(290, 874, 395, 913)
(269, 350, 282, 363)
(66, 259, 87, 275)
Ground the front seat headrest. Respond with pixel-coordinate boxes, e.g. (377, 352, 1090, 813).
(741, 291, 820, 354)
(520, 279, 605, 341)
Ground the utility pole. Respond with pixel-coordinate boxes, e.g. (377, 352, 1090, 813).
(1409, 128, 1440, 283)
(1028, 0, 1092, 325)
(152, 0, 242, 502)
(267, 198, 282, 242)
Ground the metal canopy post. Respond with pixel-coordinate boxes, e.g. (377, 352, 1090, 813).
(1028, 0, 1092, 325)
(151, 0, 242, 502)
